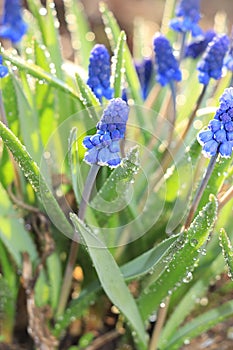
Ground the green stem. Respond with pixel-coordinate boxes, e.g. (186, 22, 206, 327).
(56, 164, 100, 317)
(179, 32, 187, 64)
(184, 153, 218, 229)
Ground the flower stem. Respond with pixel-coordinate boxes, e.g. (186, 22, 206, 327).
(179, 32, 187, 63)
(184, 153, 218, 229)
(56, 164, 100, 317)
(149, 297, 170, 350)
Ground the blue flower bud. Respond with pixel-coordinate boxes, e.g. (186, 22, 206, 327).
(83, 98, 129, 168)
(0, 0, 27, 43)
(170, 0, 202, 37)
(0, 56, 8, 77)
(197, 34, 229, 85)
(87, 44, 113, 102)
(185, 30, 216, 59)
(135, 58, 153, 99)
(198, 87, 233, 158)
(153, 33, 182, 87)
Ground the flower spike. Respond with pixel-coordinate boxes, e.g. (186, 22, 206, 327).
(83, 98, 129, 168)
(0, 0, 27, 43)
(197, 34, 229, 85)
(198, 87, 233, 158)
(185, 30, 216, 59)
(170, 0, 202, 37)
(87, 44, 113, 102)
(153, 33, 182, 87)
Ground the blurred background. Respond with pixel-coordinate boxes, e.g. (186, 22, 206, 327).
(47, 0, 233, 60)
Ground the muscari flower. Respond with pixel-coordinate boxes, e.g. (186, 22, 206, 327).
(0, 0, 27, 43)
(170, 0, 202, 37)
(197, 34, 229, 85)
(0, 56, 8, 78)
(153, 33, 182, 87)
(198, 87, 233, 158)
(87, 44, 113, 103)
(135, 58, 153, 100)
(83, 98, 129, 168)
(185, 30, 216, 59)
(224, 29, 233, 71)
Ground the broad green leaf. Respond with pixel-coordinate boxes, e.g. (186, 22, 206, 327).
(90, 146, 140, 212)
(99, 2, 143, 105)
(12, 75, 43, 163)
(68, 127, 82, 204)
(121, 234, 178, 280)
(159, 253, 224, 348)
(1, 74, 19, 135)
(0, 120, 73, 238)
(70, 213, 148, 348)
(35, 270, 50, 306)
(137, 195, 218, 321)
(47, 252, 62, 311)
(219, 228, 233, 280)
(198, 156, 232, 211)
(1, 51, 86, 109)
(0, 277, 15, 342)
(112, 31, 126, 98)
(64, 0, 94, 70)
(163, 300, 233, 350)
(54, 233, 178, 335)
(0, 183, 37, 266)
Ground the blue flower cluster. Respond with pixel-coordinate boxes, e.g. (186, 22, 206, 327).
(135, 58, 153, 100)
(224, 32, 233, 71)
(153, 33, 182, 87)
(170, 0, 202, 37)
(87, 44, 113, 102)
(83, 98, 129, 168)
(197, 34, 229, 85)
(185, 30, 216, 59)
(0, 0, 27, 43)
(0, 56, 8, 78)
(198, 88, 233, 158)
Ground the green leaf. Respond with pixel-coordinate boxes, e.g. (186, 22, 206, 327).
(70, 213, 148, 348)
(159, 253, 225, 348)
(0, 183, 37, 266)
(12, 75, 44, 163)
(137, 195, 218, 321)
(1, 51, 86, 109)
(163, 300, 233, 350)
(99, 2, 143, 105)
(121, 234, 178, 280)
(0, 120, 73, 238)
(64, 0, 94, 70)
(198, 157, 232, 211)
(219, 228, 233, 280)
(47, 252, 62, 311)
(75, 72, 101, 113)
(68, 127, 82, 204)
(112, 31, 126, 98)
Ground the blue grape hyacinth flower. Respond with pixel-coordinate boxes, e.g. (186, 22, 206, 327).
(185, 30, 216, 59)
(0, 56, 8, 78)
(198, 87, 233, 158)
(83, 98, 129, 168)
(170, 0, 202, 37)
(0, 0, 27, 43)
(197, 34, 229, 85)
(135, 58, 153, 100)
(87, 44, 113, 103)
(153, 33, 182, 87)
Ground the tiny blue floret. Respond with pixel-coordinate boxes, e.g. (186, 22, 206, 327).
(87, 44, 113, 102)
(0, 0, 27, 43)
(0, 56, 8, 78)
(198, 87, 233, 158)
(83, 98, 129, 168)
(170, 0, 202, 37)
(197, 34, 229, 85)
(153, 33, 182, 87)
